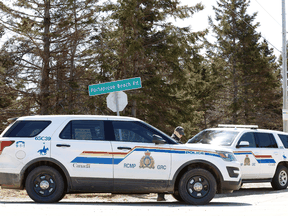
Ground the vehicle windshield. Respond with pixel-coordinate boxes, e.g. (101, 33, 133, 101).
(187, 130, 239, 146)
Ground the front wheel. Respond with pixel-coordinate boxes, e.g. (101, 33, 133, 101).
(178, 168, 216, 205)
(172, 190, 184, 202)
(25, 166, 65, 203)
(271, 165, 288, 190)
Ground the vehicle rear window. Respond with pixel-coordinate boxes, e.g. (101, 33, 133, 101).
(3, 121, 51, 137)
(254, 132, 277, 148)
(278, 134, 288, 148)
(59, 120, 105, 140)
(112, 121, 153, 143)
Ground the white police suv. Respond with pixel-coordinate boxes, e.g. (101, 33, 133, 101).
(0, 115, 241, 204)
(188, 124, 288, 190)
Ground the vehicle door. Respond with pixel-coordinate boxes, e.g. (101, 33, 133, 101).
(51, 118, 113, 191)
(110, 120, 172, 193)
(254, 132, 281, 179)
(234, 132, 261, 179)
(277, 134, 288, 160)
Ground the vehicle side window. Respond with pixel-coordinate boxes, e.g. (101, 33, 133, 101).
(3, 121, 51, 137)
(278, 134, 288, 148)
(237, 132, 256, 147)
(112, 121, 153, 143)
(255, 132, 277, 148)
(59, 120, 105, 140)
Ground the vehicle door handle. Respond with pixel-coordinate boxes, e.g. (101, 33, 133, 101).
(56, 144, 71, 147)
(117, 147, 131, 150)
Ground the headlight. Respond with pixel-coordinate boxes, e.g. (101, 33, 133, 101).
(216, 151, 236, 162)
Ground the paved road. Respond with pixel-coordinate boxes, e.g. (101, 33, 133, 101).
(0, 183, 287, 216)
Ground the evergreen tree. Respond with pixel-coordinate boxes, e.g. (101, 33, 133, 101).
(93, 0, 206, 135)
(208, 0, 282, 129)
(0, 26, 22, 131)
(0, 0, 100, 115)
(49, 0, 100, 114)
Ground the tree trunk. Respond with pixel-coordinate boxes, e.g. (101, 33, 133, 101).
(40, 0, 51, 115)
(232, 11, 238, 124)
(132, 100, 137, 117)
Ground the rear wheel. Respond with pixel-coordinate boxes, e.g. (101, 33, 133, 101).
(25, 166, 65, 203)
(271, 165, 288, 190)
(178, 168, 216, 205)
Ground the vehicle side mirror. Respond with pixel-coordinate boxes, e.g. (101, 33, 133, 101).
(238, 141, 249, 148)
(152, 134, 166, 144)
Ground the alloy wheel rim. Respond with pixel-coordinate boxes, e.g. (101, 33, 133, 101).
(33, 174, 56, 197)
(279, 170, 288, 186)
(186, 176, 210, 199)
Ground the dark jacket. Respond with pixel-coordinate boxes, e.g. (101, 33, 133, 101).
(171, 133, 182, 143)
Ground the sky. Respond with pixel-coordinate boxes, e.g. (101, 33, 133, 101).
(176, 0, 284, 56)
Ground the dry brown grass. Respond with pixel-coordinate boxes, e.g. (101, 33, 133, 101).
(0, 187, 158, 201)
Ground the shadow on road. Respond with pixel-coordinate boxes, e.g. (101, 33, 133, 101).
(1, 186, 286, 207)
(216, 186, 288, 198)
(0, 200, 251, 207)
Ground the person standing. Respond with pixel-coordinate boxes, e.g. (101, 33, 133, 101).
(171, 126, 184, 143)
(157, 126, 184, 201)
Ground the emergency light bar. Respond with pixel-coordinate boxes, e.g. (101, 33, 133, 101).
(218, 124, 258, 129)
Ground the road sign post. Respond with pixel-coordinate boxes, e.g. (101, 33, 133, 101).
(89, 77, 141, 116)
(282, 0, 288, 132)
(115, 92, 119, 116)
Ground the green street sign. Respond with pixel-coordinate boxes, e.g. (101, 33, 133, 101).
(89, 77, 142, 96)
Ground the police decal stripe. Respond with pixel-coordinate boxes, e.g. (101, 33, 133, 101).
(234, 151, 276, 164)
(71, 147, 222, 165)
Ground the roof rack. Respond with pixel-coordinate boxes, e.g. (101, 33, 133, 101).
(218, 124, 258, 129)
(7, 117, 18, 124)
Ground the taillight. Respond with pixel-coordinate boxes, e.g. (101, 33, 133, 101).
(0, 141, 15, 155)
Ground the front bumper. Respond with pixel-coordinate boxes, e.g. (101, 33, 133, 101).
(220, 178, 242, 193)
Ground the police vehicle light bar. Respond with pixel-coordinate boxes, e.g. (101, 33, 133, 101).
(218, 124, 258, 129)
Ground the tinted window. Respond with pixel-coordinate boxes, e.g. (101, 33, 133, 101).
(255, 133, 277, 148)
(278, 134, 288, 148)
(237, 132, 256, 147)
(112, 121, 154, 143)
(60, 122, 71, 139)
(60, 120, 104, 140)
(3, 121, 51, 137)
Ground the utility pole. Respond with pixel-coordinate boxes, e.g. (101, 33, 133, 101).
(282, 0, 288, 132)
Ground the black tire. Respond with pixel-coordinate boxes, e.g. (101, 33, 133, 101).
(271, 165, 288, 190)
(172, 191, 184, 202)
(178, 168, 216, 205)
(25, 166, 65, 203)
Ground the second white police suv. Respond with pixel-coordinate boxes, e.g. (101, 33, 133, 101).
(0, 115, 241, 205)
(188, 124, 288, 190)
